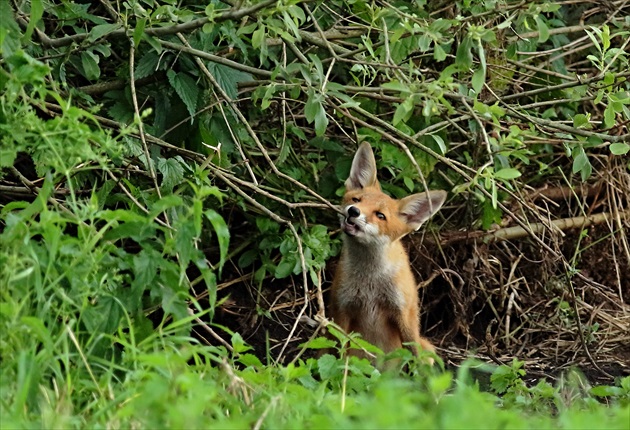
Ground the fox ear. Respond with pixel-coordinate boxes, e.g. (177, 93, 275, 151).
(399, 190, 447, 231)
(345, 142, 380, 190)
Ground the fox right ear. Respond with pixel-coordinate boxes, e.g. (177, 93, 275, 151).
(399, 190, 447, 231)
(345, 142, 380, 190)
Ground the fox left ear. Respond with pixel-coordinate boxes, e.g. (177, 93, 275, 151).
(345, 142, 380, 191)
(399, 190, 447, 231)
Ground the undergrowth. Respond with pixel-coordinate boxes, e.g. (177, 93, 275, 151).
(1, 0, 630, 427)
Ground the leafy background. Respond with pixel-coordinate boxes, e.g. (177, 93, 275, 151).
(1, 0, 629, 427)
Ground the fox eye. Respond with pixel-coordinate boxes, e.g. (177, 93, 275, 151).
(375, 211, 386, 220)
(351, 197, 360, 203)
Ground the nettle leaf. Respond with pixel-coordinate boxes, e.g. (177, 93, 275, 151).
(206, 61, 253, 100)
(83, 296, 121, 335)
(135, 51, 160, 79)
(0, 147, 18, 168)
(133, 248, 160, 288)
(300, 337, 337, 350)
(166, 70, 198, 120)
(157, 156, 185, 193)
(204, 209, 230, 276)
(317, 354, 342, 379)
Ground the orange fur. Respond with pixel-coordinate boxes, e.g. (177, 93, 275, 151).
(329, 142, 446, 362)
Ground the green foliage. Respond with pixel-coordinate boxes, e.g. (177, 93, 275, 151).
(2, 0, 629, 427)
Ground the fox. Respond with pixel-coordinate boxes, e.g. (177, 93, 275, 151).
(328, 142, 447, 362)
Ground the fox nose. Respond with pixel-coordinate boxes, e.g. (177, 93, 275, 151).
(347, 206, 360, 218)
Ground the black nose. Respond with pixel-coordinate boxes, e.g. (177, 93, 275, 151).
(347, 206, 360, 218)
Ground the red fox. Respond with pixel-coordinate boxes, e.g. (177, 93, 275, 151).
(329, 142, 446, 361)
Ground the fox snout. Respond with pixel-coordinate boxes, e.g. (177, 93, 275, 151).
(346, 205, 360, 222)
(341, 205, 365, 237)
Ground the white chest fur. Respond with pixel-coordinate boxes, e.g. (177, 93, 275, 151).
(335, 244, 406, 312)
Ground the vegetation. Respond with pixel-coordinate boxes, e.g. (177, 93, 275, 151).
(1, 0, 629, 427)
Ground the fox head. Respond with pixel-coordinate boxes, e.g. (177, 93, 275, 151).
(340, 142, 447, 246)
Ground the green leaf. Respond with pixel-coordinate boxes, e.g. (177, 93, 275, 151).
(133, 18, 147, 48)
(471, 67, 485, 94)
(304, 89, 322, 122)
(205, 209, 230, 276)
(0, 147, 18, 168)
(81, 51, 100, 80)
(429, 371, 453, 396)
(89, 23, 121, 42)
(238, 249, 258, 268)
(589, 385, 622, 397)
(403, 176, 414, 192)
(573, 113, 592, 129)
(506, 43, 517, 59)
(603, 104, 616, 129)
(167, 70, 198, 120)
(572, 151, 588, 174)
(20, 317, 54, 352)
(157, 156, 185, 193)
(231, 332, 252, 354)
(300, 337, 337, 350)
(142, 34, 163, 54)
(534, 15, 550, 43)
(381, 81, 409, 93)
(455, 36, 473, 69)
(23, 0, 43, 42)
(135, 51, 159, 80)
(434, 44, 447, 62)
(585, 28, 602, 53)
(494, 168, 521, 180)
(150, 195, 184, 217)
(304, 90, 328, 136)
(314, 102, 328, 136)
(174, 221, 196, 268)
(206, 61, 253, 100)
(83, 296, 122, 335)
(393, 96, 414, 125)
(430, 135, 447, 155)
(275, 258, 295, 278)
(133, 248, 160, 288)
(238, 353, 263, 368)
(610, 143, 630, 155)
(601, 25, 611, 52)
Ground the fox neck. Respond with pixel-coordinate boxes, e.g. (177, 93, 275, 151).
(340, 235, 406, 279)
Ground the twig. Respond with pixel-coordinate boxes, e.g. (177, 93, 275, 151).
(187, 308, 234, 352)
(438, 209, 630, 246)
(17, 0, 279, 48)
